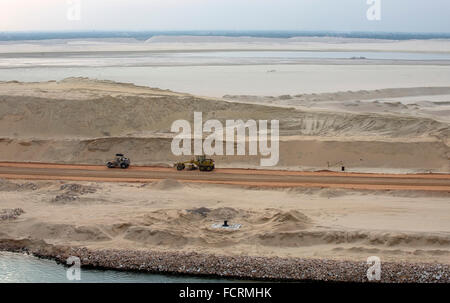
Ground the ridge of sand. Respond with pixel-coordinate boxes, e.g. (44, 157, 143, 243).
(0, 78, 448, 172)
(224, 87, 450, 123)
(0, 79, 448, 139)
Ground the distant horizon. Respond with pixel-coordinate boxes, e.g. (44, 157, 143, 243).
(2, 29, 450, 34)
(1, 30, 450, 42)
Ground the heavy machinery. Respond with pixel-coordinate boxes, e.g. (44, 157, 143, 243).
(106, 154, 130, 169)
(174, 155, 215, 172)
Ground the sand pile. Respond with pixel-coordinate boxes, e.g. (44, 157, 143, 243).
(11, 222, 112, 242)
(144, 207, 311, 229)
(149, 179, 183, 190)
(119, 207, 313, 248)
(318, 188, 348, 198)
(207, 207, 240, 220)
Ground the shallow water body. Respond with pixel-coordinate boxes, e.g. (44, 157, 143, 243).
(0, 251, 244, 283)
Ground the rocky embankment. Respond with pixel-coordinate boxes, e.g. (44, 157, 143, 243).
(0, 239, 447, 283)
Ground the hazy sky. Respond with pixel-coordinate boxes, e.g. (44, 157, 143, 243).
(1, 0, 449, 32)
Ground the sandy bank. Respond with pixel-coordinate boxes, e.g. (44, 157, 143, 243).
(0, 179, 449, 263)
(0, 178, 449, 282)
(0, 78, 448, 173)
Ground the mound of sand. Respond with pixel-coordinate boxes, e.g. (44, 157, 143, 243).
(123, 227, 191, 247)
(186, 207, 211, 217)
(318, 188, 348, 198)
(108, 207, 314, 248)
(252, 209, 312, 231)
(149, 179, 183, 190)
(9, 221, 111, 242)
(207, 207, 240, 220)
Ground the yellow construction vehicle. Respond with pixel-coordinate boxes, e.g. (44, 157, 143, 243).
(174, 155, 215, 172)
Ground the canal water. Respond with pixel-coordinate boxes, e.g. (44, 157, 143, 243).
(0, 251, 243, 283)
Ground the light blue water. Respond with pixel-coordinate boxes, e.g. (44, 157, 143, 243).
(1, 31, 450, 41)
(0, 251, 243, 283)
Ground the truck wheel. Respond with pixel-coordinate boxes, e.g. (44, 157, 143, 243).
(120, 163, 128, 169)
(177, 164, 185, 171)
(107, 162, 114, 168)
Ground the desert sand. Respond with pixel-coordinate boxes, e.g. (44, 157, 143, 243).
(0, 78, 448, 173)
(0, 178, 449, 265)
(0, 78, 449, 280)
(0, 36, 449, 281)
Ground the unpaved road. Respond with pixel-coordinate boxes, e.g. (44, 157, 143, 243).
(0, 162, 449, 191)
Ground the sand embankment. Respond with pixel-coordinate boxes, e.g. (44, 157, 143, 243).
(0, 178, 449, 281)
(0, 78, 449, 172)
(0, 137, 448, 173)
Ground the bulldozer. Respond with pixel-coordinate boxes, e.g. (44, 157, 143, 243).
(106, 154, 130, 169)
(174, 155, 215, 172)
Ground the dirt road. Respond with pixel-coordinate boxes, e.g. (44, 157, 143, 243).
(0, 162, 449, 191)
